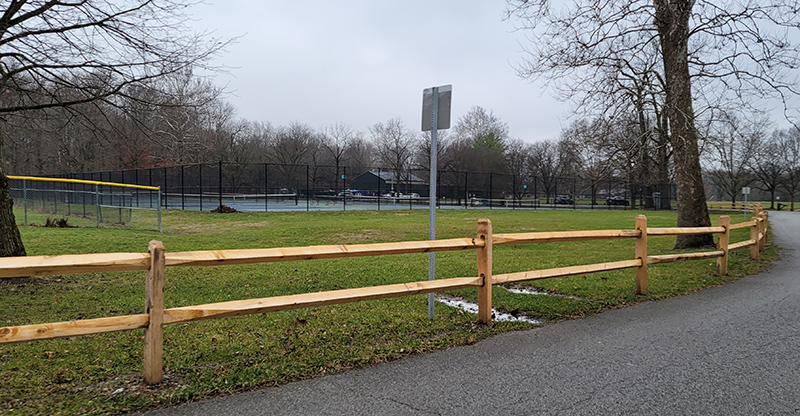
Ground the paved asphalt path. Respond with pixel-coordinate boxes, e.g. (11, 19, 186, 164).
(139, 211, 800, 415)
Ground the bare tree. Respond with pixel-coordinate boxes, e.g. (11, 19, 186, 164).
(415, 130, 451, 171)
(704, 114, 762, 203)
(778, 128, 800, 211)
(266, 122, 318, 190)
(562, 119, 616, 205)
(506, 0, 800, 247)
(751, 130, 785, 209)
(151, 69, 225, 165)
(504, 138, 528, 199)
(0, 1, 226, 256)
(526, 140, 559, 203)
(370, 118, 416, 190)
(321, 123, 362, 191)
(343, 136, 374, 177)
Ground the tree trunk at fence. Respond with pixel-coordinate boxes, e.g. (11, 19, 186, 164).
(655, 0, 713, 248)
(0, 131, 26, 257)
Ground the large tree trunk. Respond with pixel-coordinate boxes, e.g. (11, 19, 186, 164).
(655, 0, 714, 248)
(0, 128, 27, 257)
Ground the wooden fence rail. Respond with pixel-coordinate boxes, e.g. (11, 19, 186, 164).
(707, 201, 760, 212)
(0, 208, 769, 384)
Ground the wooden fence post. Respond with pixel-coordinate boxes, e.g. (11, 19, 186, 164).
(635, 215, 647, 295)
(477, 219, 493, 324)
(758, 212, 766, 252)
(717, 215, 730, 276)
(144, 240, 166, 385)
(749, 217, 759, 260)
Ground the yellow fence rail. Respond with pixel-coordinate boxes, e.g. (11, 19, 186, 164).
(0, 208, 770, 385)
(7, 175, 159, 191)
(8, 175, 162, 232)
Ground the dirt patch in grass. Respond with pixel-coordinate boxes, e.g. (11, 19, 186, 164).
(75, 372, 187, 399)
(210, 204, 239, 213)
(28, 218, 76, 228)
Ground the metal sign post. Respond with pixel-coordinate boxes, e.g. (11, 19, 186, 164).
(422, 84, 452, 320)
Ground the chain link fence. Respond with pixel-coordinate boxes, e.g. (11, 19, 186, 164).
(48, 162, 676, 213)
(9, 176, 162, 231)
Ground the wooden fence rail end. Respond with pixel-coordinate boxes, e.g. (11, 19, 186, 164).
(143, 241, 166, 385)
(477, 219, 493, 325)
(717, 216, 730, 276)
(750, 218, 760, 260)
(635, 215, 648, 295)
(0, 253, 151, 279)
(0, 314, 149, 344)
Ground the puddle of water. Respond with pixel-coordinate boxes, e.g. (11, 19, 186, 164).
(505, 286, 552, 296)
(504, 285, 584, 300)
(435, 295, 542, 324)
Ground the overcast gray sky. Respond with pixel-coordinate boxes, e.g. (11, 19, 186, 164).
(189, 1, 571, 142)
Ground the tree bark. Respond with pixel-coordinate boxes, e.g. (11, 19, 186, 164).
(0, 126, 26, 257)
(654, 0, 714, 248)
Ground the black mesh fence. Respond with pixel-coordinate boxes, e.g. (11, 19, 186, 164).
(50, 162, 677, 212)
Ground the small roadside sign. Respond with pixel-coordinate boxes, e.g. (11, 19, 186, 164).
(422, 85, 452, 131)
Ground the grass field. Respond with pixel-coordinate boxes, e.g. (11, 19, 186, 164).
(0, 208, 778, 415)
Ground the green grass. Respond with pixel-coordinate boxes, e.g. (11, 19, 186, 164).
(0, 208, 779, 415)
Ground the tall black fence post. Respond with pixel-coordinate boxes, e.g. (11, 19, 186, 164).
(342, 166, 347, 211)
(135, 169, 140, 208)
(163, 167, 168, 210)
(148, 169, 153, 208)
(437, 168, 441, 209)
(306, 164, 310, 212)
(218, 160, 223, 209)
(199, 164, 203, 212)
(489, 173, 494, 210)
(377, 168, 381, 211)
(464, 171, 469, 209)
(181, 165, 185, 210)
(573, 177, 577, 210)
(264, 163, 269, 212)
(512, 174, 516, 209)
(408, 168, 413, 210)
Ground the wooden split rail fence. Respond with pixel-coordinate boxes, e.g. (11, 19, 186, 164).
(707, 201, 760, 212)
(0, 209, 770, 384)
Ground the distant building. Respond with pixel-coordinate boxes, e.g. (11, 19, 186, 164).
(351, 170, 429, 196)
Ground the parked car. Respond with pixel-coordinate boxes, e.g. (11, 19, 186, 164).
(606, 196, 630, 206)
(337, 190, 366, 198)
(382, 192, 420, 199)
(554, 195, 574, 205)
